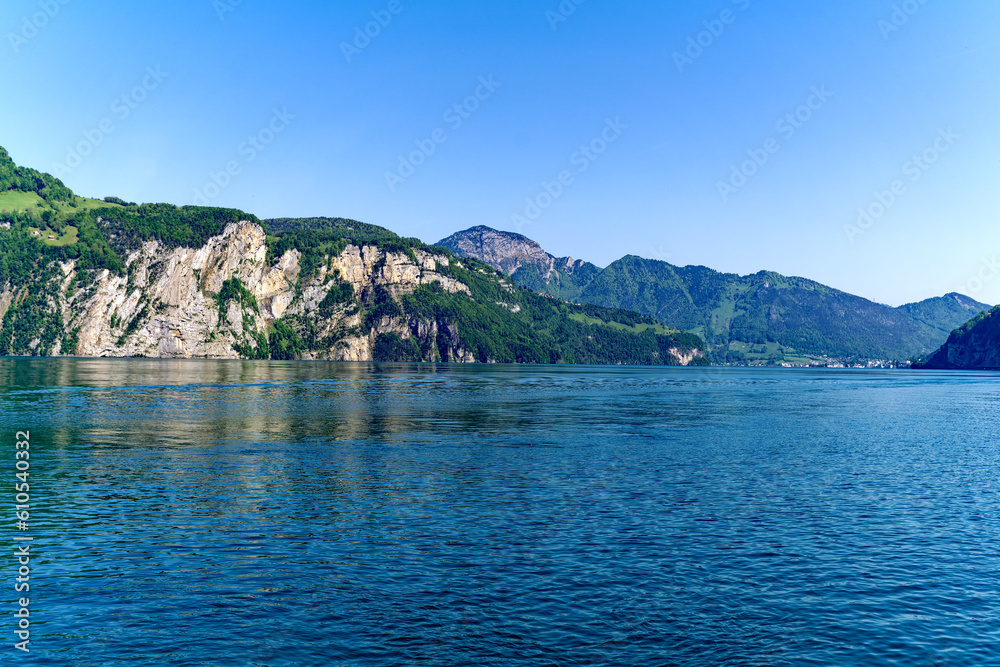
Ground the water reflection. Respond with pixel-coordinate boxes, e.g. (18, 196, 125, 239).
(2, 360, 1000, 665)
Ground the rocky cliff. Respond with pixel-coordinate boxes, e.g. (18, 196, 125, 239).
(0, 144, 706, 365)
(437, 226, 599, 298)
(0, 217, 705, 365)
(1, 220, 477, 361)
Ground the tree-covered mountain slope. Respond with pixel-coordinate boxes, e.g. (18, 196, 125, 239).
(0, 147, 706, 365)
(915, 306, 1000, 370)
(439, 226, 991, 364)
(896, 293, 990, 338)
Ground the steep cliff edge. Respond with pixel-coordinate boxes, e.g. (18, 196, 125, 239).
(2, 219, 486, 361)
(0, 216, 705, 365)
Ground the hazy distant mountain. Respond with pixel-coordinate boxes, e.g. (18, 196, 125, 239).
(897, 293, 994, 341)
(439, 226, 992, 363)
(916, 306, 1000, 370)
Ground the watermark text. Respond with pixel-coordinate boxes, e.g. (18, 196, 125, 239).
(341, 0, 404, 63)
(546, 0, 587, 30)
(193, 108, 295, 204)
(879, 0, 931, 40)
(51, 66, 169, 178)
(674, 0, 752, 73)
(717, 85, 834, 202)
(384, 76, 501, 192)
(11, 431, 32, 654)
(7, 0, 71, 54)
(511, 117, 627, 232)
(844, 127, 959, 243)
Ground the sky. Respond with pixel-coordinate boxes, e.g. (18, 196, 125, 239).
(1, 0, 998, 307)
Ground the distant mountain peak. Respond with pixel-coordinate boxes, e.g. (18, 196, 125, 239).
(438, 224, 992, 363)
(437, 226, 554, 275)
(943, 292, 986, 308)
(460, 225, 534, 241)
(438, 226, 601, 300)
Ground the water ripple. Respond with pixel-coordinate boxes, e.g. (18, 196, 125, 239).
(2, 360, 999, 665)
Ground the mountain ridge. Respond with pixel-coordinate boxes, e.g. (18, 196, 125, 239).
(0, 147, 706, 365)
(438, 226, 992, 364)
(437, 226, 600, 299)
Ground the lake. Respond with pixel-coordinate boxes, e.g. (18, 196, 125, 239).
(3, 359, 999, 665)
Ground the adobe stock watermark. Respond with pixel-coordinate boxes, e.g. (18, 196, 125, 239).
(7, 0, 71, 54)
(673, 0, 752, 73)
(510, 117, 628, 232)
(51, 66, 169, 179)
(844, 127, 959, 244)
(213, 0, 244, 21)
(341, 0, 404, 63)
(546, 0, 586, 30)
(192, 108, 295, 205)
(384, 76, 501, 192)
(878, 0, 930, 40)
(12, 430, 32, 654)
(956, 256, 1000, 298)
(717, 85, 834, 202)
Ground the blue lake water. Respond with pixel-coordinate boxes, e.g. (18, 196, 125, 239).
(3, 359, 1000, 666)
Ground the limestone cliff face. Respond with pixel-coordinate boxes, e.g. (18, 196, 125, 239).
(21, 221, 473, 360)
(0, 220, 706, 365)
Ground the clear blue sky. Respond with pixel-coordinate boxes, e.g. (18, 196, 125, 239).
(2, 0, 998, 306)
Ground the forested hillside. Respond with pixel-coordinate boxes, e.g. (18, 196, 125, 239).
(915, 306, 1000, 370)
(0, 147, 706, 365)
(440, 226, 990, 364)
